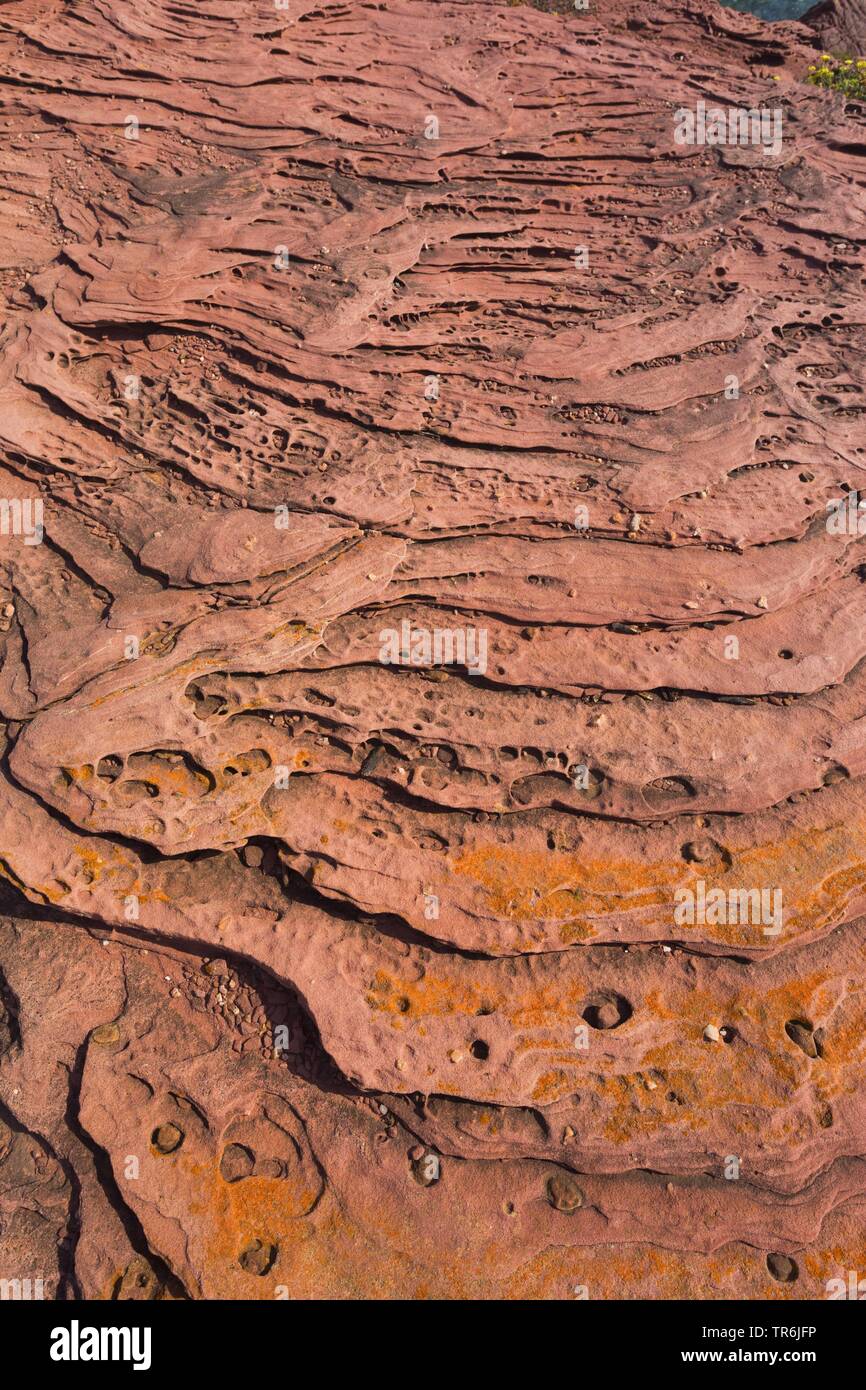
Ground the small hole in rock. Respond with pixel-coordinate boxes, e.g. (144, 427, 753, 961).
(546, 1171, 584, 1213)
(582, 993, 632, 1030)
(151, 1123, 184, 1155)
(238, 1238, 277, 1276)
(766, 1252, 798, 1284)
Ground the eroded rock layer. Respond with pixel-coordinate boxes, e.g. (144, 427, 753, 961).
(1, 0, 865, 1300)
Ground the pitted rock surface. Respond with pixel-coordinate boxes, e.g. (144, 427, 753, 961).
(1, 0, 865, 1299)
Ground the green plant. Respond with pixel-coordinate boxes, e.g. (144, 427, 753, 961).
(807, 54, 866, 101)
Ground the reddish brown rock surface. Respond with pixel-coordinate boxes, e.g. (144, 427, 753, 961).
(804, 0, 866, 54)
(1, 0, 865, 1301)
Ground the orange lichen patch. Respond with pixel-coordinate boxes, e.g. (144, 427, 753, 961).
(531, 1068, 573, 1104)
(508, 981, 585, 1029)
(353, 930, 866, 1121)
(99, 1150, 866, 1300)
(264, 621, 323, 644)
(821, 1000, 866, 1080)
(183, 1145, 322, 1267)
(70, 843, 140, 894)
(63, 763, 93, 782)
(644, 987, 676, 1020)
(500, 1243, 729, 1301)
(71, 845, 111, 885)
(180, 1152, 494, 1300)
(605, 1026, 795, 1131)
(803, 1229, 866, 1286)
(448, 815, 866, 948)
(161, 765, 209, 796)
(450, 843, 682, 933)
(184, 1153, 322, 1299)
(500, 1217, 866, 1299)
(747, 972, 866, 1095)
(739, 823, 866, 939)
(599, 1078, 714, 1144)
(751, 969, 837, 1022)
(283, 1217, 507, 1299)
(365, 967, 501, 1019)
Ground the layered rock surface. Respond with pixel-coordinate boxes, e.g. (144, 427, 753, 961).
(1, 0, 865, 1299)
(804, 0, 866, 53)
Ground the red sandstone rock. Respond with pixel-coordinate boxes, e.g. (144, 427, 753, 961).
(804, 0, 866, 54)
(1, 0, 865, 1303)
